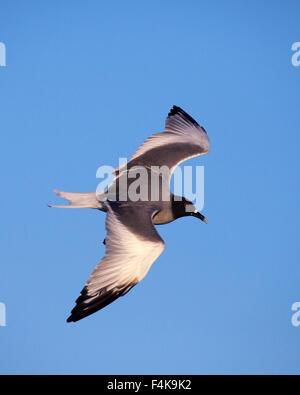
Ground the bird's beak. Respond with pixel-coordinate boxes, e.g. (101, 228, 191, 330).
(192, 211, 208, 224)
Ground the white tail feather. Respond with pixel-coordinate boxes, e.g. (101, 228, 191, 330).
(49, 190, 103, 209)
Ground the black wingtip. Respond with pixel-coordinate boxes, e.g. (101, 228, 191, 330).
(168, 105, 183, 117)
(167, 105, 200, 128)
(65, 282, 138, 323)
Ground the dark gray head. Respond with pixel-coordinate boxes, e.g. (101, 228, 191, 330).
(172, 197, 207, 224)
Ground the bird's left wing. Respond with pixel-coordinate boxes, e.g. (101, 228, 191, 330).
(67, 203, 165, 322)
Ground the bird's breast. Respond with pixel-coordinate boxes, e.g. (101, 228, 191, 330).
(153, 209, 175, 225)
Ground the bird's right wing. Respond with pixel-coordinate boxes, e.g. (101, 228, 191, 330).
(111, 106, 209, 199)
(127, 105, 210, 176)
(67, 203, 165, 322)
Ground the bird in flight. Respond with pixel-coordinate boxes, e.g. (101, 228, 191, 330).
(50, 106, 210, 322)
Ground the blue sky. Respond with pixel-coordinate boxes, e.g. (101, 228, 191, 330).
(0, 0, 300, 374)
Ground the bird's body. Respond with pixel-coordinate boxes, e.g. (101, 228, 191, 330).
(50, 106, 210, 322)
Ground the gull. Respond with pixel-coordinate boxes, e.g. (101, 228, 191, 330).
(50, 106, 210, 322)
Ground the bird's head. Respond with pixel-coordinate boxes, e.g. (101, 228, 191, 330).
(173, 197, 207, 224)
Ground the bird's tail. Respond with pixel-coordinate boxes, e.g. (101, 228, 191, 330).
(48, 190, 104, 209)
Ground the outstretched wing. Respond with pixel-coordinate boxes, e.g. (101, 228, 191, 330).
(127, 105, 210, 176)
(67, 203, 165, 322)
(111, 106, 209, 201)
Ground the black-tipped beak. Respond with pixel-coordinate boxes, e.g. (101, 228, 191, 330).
(192, 211, 208, 224)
